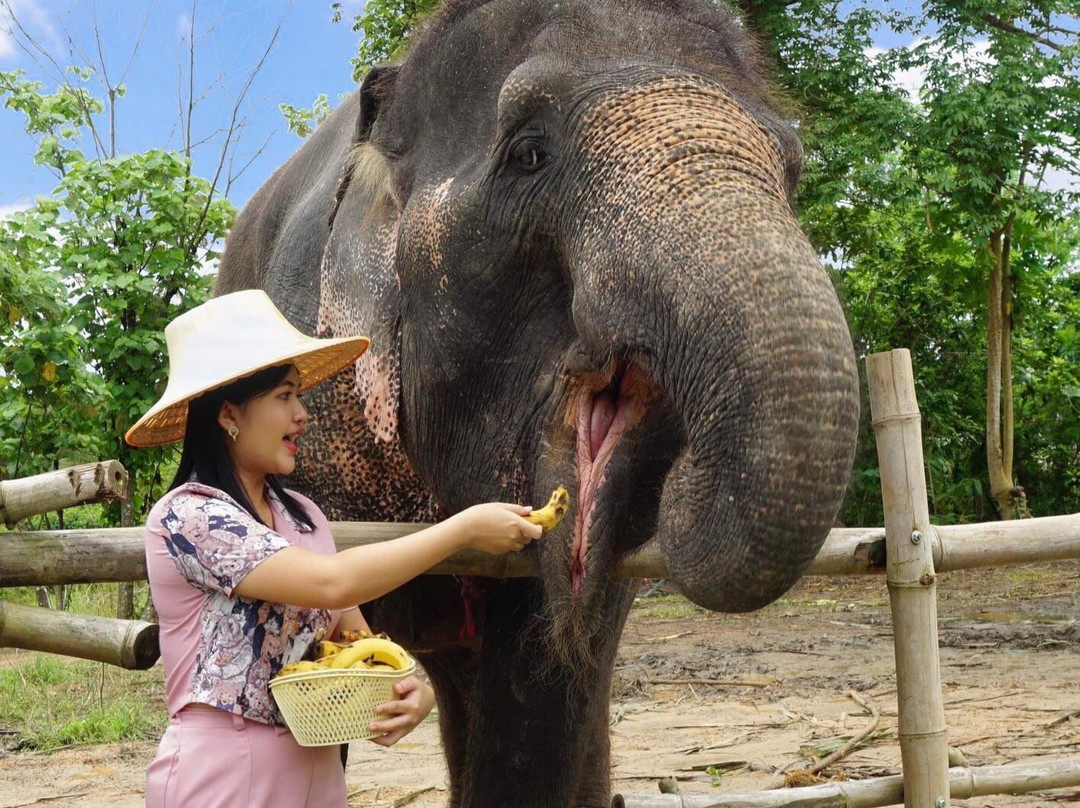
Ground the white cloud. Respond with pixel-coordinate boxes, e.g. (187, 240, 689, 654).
(0, 0, 58, 62)
(0, 201, 31, 219)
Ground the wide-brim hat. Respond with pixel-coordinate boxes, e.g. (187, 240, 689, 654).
(125, 289, 369, 447)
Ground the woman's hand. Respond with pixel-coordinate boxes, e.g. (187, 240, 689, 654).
(450, 502, 543, 555)
(367, 676, 437, 747)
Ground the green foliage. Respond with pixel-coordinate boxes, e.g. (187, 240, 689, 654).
(332, 0, 439, 82)
(0, 69, 235, 518)
(280, 93, 332, 138)
(0, 653, 165, 750)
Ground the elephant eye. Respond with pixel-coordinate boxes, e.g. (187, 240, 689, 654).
(509, 137, 550, 172)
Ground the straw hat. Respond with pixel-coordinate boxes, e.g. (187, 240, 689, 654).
(125, 290, 369, 447)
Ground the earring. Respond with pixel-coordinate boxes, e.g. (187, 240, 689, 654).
(227, 425, 239, 442)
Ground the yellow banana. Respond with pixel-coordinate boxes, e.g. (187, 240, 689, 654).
(313, 640, 347, 662)
(338, 629, 383, 643)
(328, 636, 412, 670)
(278, 660, 324, 677)
(525, 485, 570, 533)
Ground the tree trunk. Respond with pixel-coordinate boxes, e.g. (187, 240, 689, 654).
(986, 225, 1016, 520)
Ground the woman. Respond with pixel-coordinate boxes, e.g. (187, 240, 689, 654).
(126, 290, 542, 808)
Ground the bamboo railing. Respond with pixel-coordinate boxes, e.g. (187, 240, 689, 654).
(611, 759, 1080, 808)
(3, 515, 1080, 587)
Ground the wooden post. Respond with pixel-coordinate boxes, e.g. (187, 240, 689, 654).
(866, 349, 950, 808)
(0, 461, 128, 527)
(0, 600, 159, 670)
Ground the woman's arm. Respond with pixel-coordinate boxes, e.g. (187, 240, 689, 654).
(332, 607, 372, 638)
(234, 502, 540, 609)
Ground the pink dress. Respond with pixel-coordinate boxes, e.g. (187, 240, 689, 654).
(143, 482, 346, 808)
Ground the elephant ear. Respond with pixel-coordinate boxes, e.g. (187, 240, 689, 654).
(319, 64, 403, 443)
(307, 65, 439, 521)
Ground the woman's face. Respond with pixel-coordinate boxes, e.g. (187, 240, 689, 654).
(224, 366, 308, 480)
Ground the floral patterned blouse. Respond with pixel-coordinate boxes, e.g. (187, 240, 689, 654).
(144, 481, 340, 726)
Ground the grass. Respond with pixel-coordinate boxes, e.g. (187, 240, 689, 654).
(633, 594, 705, 620)
(0, 581, 162, 751)
(0, 651, 165, 751)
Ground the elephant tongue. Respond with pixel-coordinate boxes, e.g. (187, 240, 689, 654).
(589, 392, 618, 461)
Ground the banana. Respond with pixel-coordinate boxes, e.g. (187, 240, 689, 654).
(327, 636, 412, 671)
(313, 640, 348, 662)
(338, 629, 374, 643)
(278, 660, 324, 676)
(525, 485, 570, 533)
(275, 635, 412, 680)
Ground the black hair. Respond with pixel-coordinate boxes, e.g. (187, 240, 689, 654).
(168, 363, 316, 531)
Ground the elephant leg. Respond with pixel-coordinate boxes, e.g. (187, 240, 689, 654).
(459, 578, 636, 808)
(572, 579, 637, 808)
(416, 646, 479, 808)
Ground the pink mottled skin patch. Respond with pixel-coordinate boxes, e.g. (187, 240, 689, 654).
(355, 351, 399, 443)
(411, 178, 456, 273)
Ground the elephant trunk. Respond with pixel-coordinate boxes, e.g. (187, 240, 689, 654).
(562, 75, 860, 612)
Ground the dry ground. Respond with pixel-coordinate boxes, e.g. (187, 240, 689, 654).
(2, 560, 1078, 807)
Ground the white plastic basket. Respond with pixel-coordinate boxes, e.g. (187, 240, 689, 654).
(269, 661, 416, 747)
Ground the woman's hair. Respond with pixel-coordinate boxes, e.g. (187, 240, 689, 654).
(168, 364, 315, 530)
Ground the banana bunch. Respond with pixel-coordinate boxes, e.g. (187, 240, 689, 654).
(277, 634, 412, 678)
(525, 485, 570, 533)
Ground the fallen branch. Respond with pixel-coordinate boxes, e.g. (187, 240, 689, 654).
(1047, 710, 1080, 729)
(767, 691, 882, 788)
(391, 787, 436, 808)
(645, 675, 777, 688)
(809, 691, 882, 776)
(11, 793, 92, 806)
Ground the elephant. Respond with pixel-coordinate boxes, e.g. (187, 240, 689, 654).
(215, 0, 860, 805)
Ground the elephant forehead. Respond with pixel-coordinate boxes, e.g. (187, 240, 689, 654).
(574, 77, 786, 193)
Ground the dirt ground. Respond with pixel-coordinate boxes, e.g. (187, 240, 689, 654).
(2, 560, 1078, 807)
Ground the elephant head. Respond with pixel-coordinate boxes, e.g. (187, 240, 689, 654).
(217, 1, 859, 804)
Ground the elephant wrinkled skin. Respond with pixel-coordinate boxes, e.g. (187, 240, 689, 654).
(215, 1, 860, 805)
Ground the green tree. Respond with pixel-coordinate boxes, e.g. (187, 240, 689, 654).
(332, 0, 439, 82)
(0, 70, 234, 524)
(754, 0, 1080, 523)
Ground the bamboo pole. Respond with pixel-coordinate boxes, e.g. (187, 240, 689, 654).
(611, 758, 1080, 808)
(867, 349, 949, 808)
(0, 461, 128, 527)
(3, 514, 1080, 587)
(0, 600, 159, 670)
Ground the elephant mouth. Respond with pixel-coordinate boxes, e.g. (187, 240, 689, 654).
(570, 358, 665, 593)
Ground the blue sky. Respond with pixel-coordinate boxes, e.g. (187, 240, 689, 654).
(1, 0, 366, 214)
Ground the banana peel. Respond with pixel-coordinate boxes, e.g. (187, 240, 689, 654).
(525, 485, 570, 533)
